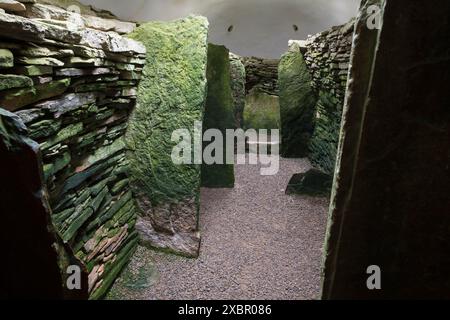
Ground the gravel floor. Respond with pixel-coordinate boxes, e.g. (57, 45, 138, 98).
(107, 158, 329, 300)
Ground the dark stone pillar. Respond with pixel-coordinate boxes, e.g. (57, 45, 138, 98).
(322, 0, 450, 299)
(201, 44, 235, 188)
(0, 109, 88, 299)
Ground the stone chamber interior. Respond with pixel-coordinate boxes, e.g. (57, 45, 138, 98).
(1, 0, 449, 300)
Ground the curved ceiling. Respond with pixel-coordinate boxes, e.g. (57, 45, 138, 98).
(81, 0, 360, 58)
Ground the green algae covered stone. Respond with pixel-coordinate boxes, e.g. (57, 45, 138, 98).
(285, 169, 332, 197)
(243, 88, 280, 131)
(0, 74, 33, 91)
(308, 90, 343, 175)
(0, 49, 13, 68)
(126, 16, 208, 257)
(126, 15, 208, 205)
(229, 53, 246, 128)
(201, 44, 235, 188)
(278, 43, 317, 158)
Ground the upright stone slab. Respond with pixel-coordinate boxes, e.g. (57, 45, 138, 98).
(229, 53, 246, 128)
(126, 16, 209, 258)
(322, 0, 450, 299)
(0, 109, 88, 300)
(243, 88, 280, 131)
(278, 42, 316, 158)
(201, 44, 235, 188)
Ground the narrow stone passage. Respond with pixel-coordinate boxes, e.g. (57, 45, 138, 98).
(108, 158, 329, 300)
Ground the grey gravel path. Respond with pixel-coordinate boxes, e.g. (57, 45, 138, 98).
(108, 158, 329, 300)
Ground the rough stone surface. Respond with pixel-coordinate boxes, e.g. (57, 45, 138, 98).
(322, 0, 450, 299)
(0, 74, 33, 90)
(285, 169, 332, 197)
(279, 42, 316, 158)
(0, 108, 88, 299)
(107, 158, 329, 300)
(0, 48, 13, 68)
(0, 2, 144, 299)
(0, 78, 70, 111)
(302, 19, 354, 175)
(241, 56, 279, 96)
(201, 44, 235, 188)
(243, 88, 280, 131)
(229, 52, 246, 128)
(126, 16, 209, 258)
(0, 11, 145, 54)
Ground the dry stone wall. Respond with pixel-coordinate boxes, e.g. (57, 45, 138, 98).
(0, 1, 144, 299)
(241, 56, 279, 96)
(300, 20, 354, 175)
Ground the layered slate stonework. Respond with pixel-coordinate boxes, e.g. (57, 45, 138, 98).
(201, 44, 235, 188)
(126, 16, 209, 258)
(278, 42, 316, 158)
(241, 56, 279, 96)
(0, 1, 144, 299)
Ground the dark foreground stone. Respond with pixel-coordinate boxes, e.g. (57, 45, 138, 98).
(286, 169, 332, 197)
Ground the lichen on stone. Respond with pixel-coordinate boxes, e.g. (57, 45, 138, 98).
(243, 88, 280, 131)
(278, 43, 316, 158)
(126, 15, 209, 205)
(125, 16, 208, 257)
(201, 44, 235, 188)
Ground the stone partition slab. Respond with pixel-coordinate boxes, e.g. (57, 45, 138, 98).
(322, 0, 450, 299)
(243, 88, 280, 131)
(229, 52, 246, 129)
(278, 42, 316, 158)
(126, 16, 209, 258)
(201, 44, 235, 188)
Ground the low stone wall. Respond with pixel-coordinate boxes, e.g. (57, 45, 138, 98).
(0, 1, 144, 299)
(241, 56, 279, 96)
(301, 20, 354, 175)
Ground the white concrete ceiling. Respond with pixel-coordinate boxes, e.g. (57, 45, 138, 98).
(80, 0, 360, 58)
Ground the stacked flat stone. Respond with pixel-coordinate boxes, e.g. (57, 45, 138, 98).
(241, 56, 279, 96)
(301, 20, 354, 175)
(0, 1, 144, 299)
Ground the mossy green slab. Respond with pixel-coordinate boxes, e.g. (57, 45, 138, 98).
(126, 15, 209, 205)
(308, 90, 343, 175)
(243, 88, 280, 131)
(278, 44, 317, 158)
(201, 44, 235, 188)
(0, 74, 33, 91)
(0, 48, 13, 68)
(229, 53, 246, 128)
